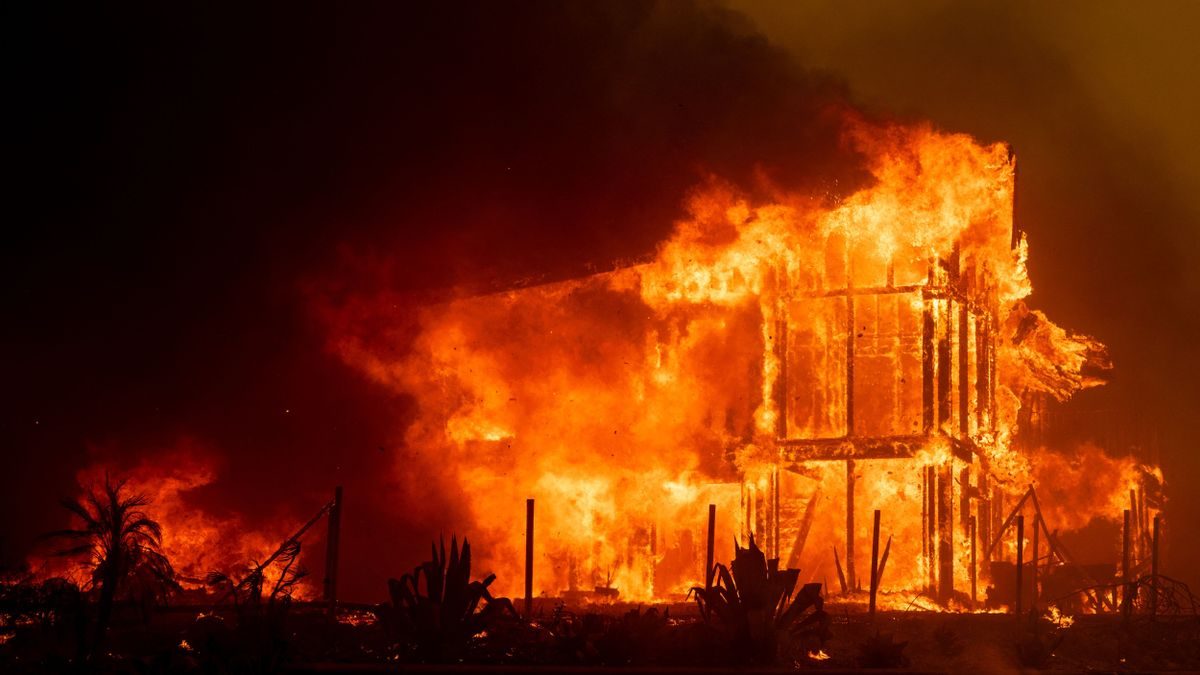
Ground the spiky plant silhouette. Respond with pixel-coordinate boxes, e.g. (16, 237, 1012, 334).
(689, 535, 829, 665)
(43, 475, 177, 655)
(384, 536, 518, 661)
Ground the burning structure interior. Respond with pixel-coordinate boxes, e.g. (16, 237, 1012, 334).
(327, 119, 1146, 608)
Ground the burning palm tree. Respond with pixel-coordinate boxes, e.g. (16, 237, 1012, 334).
(42, 475, 177, 653)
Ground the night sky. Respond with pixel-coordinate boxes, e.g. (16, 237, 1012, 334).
(5, 1, 1198, 599)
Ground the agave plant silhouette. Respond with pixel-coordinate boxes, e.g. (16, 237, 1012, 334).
(42, 475, 177, 654)
(690, 534, 829, 664)
(384, 536, 518, 661)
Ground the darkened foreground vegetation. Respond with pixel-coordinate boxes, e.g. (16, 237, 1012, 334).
(5, 575, 1200, 673)
(3, 481, 1199, 673)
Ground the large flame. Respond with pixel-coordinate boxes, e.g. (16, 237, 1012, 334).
(322, 119, 1135, 602)
(29, 440, 307, 596)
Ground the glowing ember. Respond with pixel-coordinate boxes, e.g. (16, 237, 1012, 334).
(1047, 605, 1075, 629)
(807, 648, 831, 661)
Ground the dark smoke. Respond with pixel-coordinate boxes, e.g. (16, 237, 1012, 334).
(5, 1, 869, 600)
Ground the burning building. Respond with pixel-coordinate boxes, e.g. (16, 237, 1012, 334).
(327, 117, 1137, 606)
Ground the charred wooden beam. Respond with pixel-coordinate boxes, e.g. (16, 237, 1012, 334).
(322, 486, 343, 613)
(779, 434, 977, 464)
(772, 467, 780, 559)
(705, 503, 716, 590)
(1016, 514, 1025, 619)
(970, 515, 977, 605)
(1031, 513, 1040, 606)
(959, 466, 971, 537)
(833, 546, 848, 595)
(959, 302, 969, 434)
(937, 300, 952, 428)
(846, 459, 857, 591)
(775, 318, 788, 439)
(787, 490, 820, 569)
(878, 534, 892, 592)
(525, 498, 534, 618)
(1151, 514, 1160, 620)
(922, 287, 936, 434)
(993, 486, 1004, 561)
(979, 472, 991, 575)
(847, 296, 856, 436)
(921, 469, 928, 575)
(976, 313, 990, 430)
(804, 282, 969, 304)
(926, 465, 936, 594)
(1122, 509, 1132, 606)
(869, 509, 881, 619)
(937, 465, 954, 603)
(985, 486, 1032, 561)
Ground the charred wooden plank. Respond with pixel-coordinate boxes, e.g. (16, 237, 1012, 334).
(786, 490, 820, 569)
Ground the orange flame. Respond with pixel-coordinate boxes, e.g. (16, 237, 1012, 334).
(324, 119, 1141, 602)
(30, 440, 310, 597)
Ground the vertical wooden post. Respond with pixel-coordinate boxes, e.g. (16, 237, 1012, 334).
(525, 498, 534, 619)
(1122, 509, 1132, 607)
(773, 467, 780, 560)
(958, 302, 969, 434)
(959, 466, 971, 539)
(993, 487, 1004, 561)
(937, 465, 953, 603)
(1031, 514, 1040, 606)
(1151, 514, 1160, 620)
(846, 459, 857, 591)
(921, 468, 928, 572)
(705, 504, 716, 590)
(775, 318, 788, 439)
(869, 509, 881, 620)
(847, 295, 856, 436)
(323, 486, 343, 616)
(1129, 489, 1139, 563)
(922, 274, 935, 434)
(1015, 514, 1024, 620)
(938, 300, 952, 427)
(979, 473, 991, 576)
(926, 465, 936, 594)
(970, 515, 977, 605)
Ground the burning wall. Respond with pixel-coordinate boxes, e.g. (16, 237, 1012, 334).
(327, 118, 1128, 603)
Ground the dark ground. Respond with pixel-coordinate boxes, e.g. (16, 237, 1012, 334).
(5, 596, 1198, 673)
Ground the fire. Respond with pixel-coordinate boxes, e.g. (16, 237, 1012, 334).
(323, 117, 1148, 603)
(1046, 605, 1075, 629)
(30, 440, 310, 597)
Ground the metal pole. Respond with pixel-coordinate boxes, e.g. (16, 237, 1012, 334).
(1015, 514, 1024, 620)
(323, 486, 343, 615)
(869, 509, 881, 620)
(525, 498, 534, 619)
(705, 504, 716, 590)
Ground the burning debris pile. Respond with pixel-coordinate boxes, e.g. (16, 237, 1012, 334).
(325, 117, 1156, 606)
